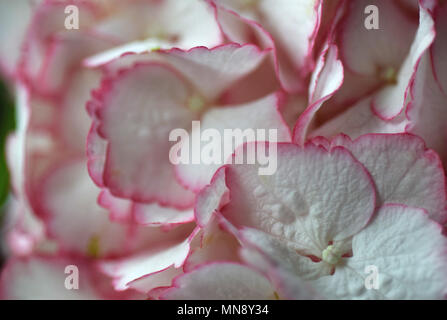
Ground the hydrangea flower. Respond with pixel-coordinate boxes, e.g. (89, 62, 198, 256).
(0, 0, 447, 300)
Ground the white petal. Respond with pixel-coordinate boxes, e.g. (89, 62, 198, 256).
(312, 204, 447, 299)
(161, 263, 277, 300)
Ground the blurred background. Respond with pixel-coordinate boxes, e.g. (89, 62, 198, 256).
(0, 78, 16, 268)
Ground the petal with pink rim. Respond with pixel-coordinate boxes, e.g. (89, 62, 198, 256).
(318, 134, 447, 223)
(184, 214, 241, 272)
(36, 32, 113, 96)
(310, 96, 408, 140)
(406, 7, 447, 166)
(222, 142, 376, 257)
(88, 44, 269, 101)
(0, 255, 139, 300)
(90, 62, 196, 207)
(18, 1, 101, 93)
(93, 0, 222, 49)
(194, 167, 230, 227)
(97, 189, 195, 226)
(97, 189, 132, 223)
(431, 3, 447, 96)
(371, 2, 435, 120)
(175, 93, 291, 192)
(100, 228, 197, 291)
(211, 0, 321, 92)
(157, 44, 270, 101)
(293, 44, 343, 145)
(88, 45, 271, 207)
(132, 265, 184, 296)
(84, 0, 224, 68)
(36, 158, 194, 257)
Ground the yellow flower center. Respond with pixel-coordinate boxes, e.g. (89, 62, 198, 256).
(188, 93, 206, 112)
(380, 66, 398, 84)
(87, 235, 100, 258)
(322, 244, 342, 266)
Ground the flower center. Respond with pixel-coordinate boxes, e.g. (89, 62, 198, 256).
(87, 235, 100, 258)
(188, 93, 206, 112)
(379, 66, 398, 84)
(322, 244, 342, 266)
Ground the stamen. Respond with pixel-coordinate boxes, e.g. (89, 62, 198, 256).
(322, 244, 342, 266)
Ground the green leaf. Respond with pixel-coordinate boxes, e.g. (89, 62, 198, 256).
(0, 78, 16, 208)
